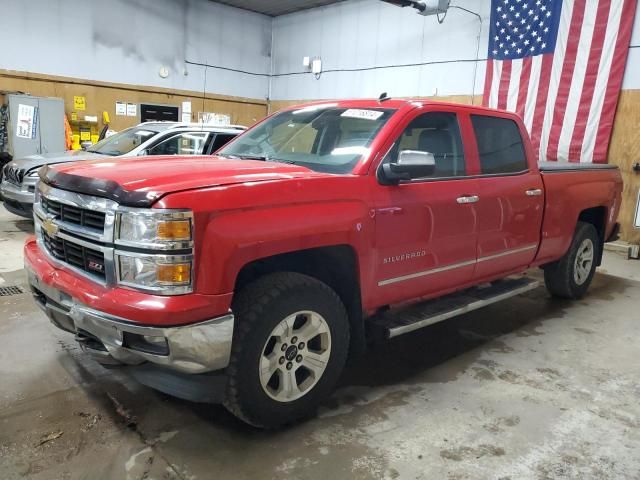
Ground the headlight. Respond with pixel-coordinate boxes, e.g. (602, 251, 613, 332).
(116, 210, 193, 250)
(117, 253, 192, 294)
(26, 169, 40, 178)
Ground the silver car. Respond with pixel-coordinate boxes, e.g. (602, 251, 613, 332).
(1, 122, 245, 218)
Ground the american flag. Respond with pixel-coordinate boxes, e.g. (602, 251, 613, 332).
(482, 0, 637, 163)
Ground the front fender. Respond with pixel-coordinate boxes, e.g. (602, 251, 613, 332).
(197, 200, 373, 295)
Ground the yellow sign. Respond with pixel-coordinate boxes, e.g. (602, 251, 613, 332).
(80, 130, 91, 141)
(74, 96, 86, 111)
(70, 112, 77, 121)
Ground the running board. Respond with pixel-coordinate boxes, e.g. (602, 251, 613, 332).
(370, 276, 540, 339)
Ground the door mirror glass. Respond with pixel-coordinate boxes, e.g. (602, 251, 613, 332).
(381, 150, 436, 184)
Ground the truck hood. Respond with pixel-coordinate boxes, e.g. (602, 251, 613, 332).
(9, 150, 107, 172)
(41, 155, 327, 207)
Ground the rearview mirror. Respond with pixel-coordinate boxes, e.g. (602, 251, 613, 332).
(380, 150, 436, 185)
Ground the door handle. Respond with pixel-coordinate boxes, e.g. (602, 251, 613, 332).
(456, 195, 479, 204)
(525, 189, 543, 196)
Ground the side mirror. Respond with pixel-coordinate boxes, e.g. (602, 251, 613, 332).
(380, 150, 436, 185)
(138, 149, 149, 156)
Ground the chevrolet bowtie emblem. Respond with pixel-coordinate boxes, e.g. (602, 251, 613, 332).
(42, 217, 59, 237)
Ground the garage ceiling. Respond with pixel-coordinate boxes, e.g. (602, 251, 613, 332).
(211, 0, 346, 16)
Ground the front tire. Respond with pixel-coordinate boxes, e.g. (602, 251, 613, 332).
(224, 272, 349, 428)
(544, 221, 599, 299)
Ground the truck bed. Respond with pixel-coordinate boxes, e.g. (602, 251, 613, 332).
(535, 162, 622, 266)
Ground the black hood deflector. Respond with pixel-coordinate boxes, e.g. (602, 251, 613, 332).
(40, 165, 160, 207)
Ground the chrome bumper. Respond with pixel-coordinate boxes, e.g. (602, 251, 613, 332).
(27, 268, 234, 374)
(1, 179, 36, 204)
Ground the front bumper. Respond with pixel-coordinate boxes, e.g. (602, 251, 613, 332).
(1, 179, 35, 218)
(26, 259, 235, 375)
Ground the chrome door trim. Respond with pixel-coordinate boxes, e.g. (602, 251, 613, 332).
(378, 244, 539, 287)
(476, 244, 538, 263)
(378, 258, 476, 286)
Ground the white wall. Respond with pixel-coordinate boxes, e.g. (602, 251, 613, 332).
(271, 0, 640, 101)
(1, 0, 272, 99)
(271, 0, 491, 100)
(2, 0, 639, 101)
(623, 6, 640, 89)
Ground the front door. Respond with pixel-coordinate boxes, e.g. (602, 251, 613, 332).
(373, 110, 479, 307)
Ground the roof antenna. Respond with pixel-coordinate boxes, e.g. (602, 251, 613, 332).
(379, 92, 390, 102)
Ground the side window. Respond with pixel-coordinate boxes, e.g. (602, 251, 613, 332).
(209, 134, 236, 153)
(471, 115, 527, 174)
(384, 112, 466, 178)
(147, 132, 209, 156)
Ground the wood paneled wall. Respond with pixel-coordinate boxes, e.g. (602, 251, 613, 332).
(0, 70, 268, 132)
(608, 90, 640, 244)
(270, 93, 640, 244)
(1, 70, 637, 243)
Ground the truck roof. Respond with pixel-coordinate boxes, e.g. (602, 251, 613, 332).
(279, 98, 512, 116)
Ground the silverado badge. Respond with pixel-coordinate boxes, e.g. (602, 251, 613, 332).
(42, 217, 59, 237)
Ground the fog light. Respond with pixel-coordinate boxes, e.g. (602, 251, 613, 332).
(123, 332, 169, 355)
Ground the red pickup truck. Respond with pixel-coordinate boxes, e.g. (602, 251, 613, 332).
(25, 99, 622, 427)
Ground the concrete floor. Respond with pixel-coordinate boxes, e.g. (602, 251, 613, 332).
(1, 206, 639, 480)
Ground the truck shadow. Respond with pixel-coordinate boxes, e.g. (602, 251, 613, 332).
(50, 271, 633, 435)
(339, 271, 631, 389)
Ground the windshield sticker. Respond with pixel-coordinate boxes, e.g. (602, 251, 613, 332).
(341, 109, 384, 121)
(134, 130, 155, 137)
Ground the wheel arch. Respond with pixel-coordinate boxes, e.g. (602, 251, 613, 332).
(233, 245, 366, 358)
(577, 206, 607, 265)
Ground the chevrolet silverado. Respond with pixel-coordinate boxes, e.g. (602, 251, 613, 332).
(25, 99, 622, 427)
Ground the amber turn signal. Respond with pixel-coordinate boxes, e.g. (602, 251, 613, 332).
(156, 263, 191, 284)
(156, 220, 191, 241)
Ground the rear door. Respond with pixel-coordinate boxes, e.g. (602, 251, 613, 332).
(469, 114, 543, 280)
(373, 109, 479, 306)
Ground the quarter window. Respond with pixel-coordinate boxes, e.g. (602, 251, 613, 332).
(383, 112, 466, 178)
(471, 115, 527, 174)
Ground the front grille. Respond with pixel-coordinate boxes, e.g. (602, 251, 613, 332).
(42, 231, 106, 279)
(41, 196, 106, 232)
(4, 165, 24, 185)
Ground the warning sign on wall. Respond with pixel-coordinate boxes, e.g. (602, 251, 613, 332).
(74, 96, 86, 111)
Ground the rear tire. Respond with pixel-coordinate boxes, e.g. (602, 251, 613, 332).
(544, 221, 599, 299)
(224, 272, 349, 428)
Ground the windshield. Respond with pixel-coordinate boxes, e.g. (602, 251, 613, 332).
(87, 127, 159, 156)
(218, 105, 396, 174)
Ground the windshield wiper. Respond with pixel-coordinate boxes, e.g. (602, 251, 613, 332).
(268, 158, 296, 165)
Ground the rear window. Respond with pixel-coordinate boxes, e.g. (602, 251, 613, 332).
(471, 115, 527, 174)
